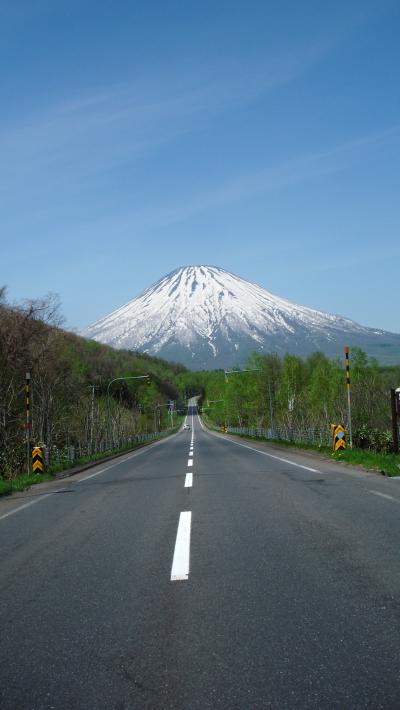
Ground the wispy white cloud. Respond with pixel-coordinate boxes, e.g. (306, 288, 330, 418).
(76, 123, 398, 232)
(0, 40, 330, 197)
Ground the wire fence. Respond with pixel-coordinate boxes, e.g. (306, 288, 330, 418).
(227, 426, 332, 447)
(43, 432, 163, 468)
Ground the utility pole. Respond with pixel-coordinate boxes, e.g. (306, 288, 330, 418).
(26, 372, 31, 475)
(268, 380, 274, 433)
(344, 346, 353, 449)
(88, 385, 99, 456)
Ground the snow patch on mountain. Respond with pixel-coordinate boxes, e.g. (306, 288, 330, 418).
(82, 265, 400, 368)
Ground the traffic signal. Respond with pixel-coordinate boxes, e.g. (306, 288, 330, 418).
(146, 375, 151, 386)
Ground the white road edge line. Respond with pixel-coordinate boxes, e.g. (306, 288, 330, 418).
(171, 511, 192, 581)
(370, 490, 398, 503)
(185, 473, 193, 488)
(198, 416, 320, 474)
(0, 435, 176, 522)
(0, 494, 54, 522)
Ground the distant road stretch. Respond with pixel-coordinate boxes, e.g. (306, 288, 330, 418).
(2, 403, 400, 708)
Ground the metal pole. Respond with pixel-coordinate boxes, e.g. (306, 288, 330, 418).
(391, 389, 399, 455)
(26, 371, 31, 475)
(107, 381, 111, 450)
(90, 385, 95, 455)
(344, 346, 353, 449)
(268, 380, 274, 433)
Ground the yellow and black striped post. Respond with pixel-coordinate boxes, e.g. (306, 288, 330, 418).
(32, 446, 44, 473)
(26, 371, 31, 474)
(344, 347, 353, 449)
(391, 389, 400, 455)
(331, 423, 346, 451)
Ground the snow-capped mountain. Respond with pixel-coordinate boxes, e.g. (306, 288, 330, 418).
(83, 266, 400, 368)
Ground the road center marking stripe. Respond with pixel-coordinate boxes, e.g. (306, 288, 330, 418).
(188, 459, 193, 467)
(171, 511, 191, 581)
(185, 473, 193, 488)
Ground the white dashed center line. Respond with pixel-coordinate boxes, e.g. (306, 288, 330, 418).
(185, 473, 193, 488)
(188, 459, 193, 467)
(171, 511, 192, 581)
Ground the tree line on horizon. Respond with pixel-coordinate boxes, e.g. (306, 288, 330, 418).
(178, 351, 400, 453)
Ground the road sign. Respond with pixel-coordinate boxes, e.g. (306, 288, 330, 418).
(32, 446, 44, 473)
(331, 424, 346, 451)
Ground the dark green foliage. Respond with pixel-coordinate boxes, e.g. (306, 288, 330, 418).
(353, 425, 394, 454)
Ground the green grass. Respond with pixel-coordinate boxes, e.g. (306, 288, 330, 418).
(327, 448, 400, 476)
(0, 472, 53, 497)
(202, 414, 400, 477)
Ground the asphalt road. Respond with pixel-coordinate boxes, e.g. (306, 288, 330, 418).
(1, 405, 400, 709)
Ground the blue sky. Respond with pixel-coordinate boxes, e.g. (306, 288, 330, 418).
(1, 0, 399, 333)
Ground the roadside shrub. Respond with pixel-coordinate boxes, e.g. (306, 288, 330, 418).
(0, 444, 26, 480)
(353, 426, 393, 454)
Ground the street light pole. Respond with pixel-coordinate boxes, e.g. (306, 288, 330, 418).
(154, 402, 175, 431)
(107, 375, 150, 449)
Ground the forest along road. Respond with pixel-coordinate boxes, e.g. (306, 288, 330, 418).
(2, 404, 400, 708)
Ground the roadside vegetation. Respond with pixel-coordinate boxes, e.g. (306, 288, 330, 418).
(0, 287, 187, 488)
(1, 286, 399, 491)
(0, 471, 53, 497)
(187, 351, 400, 474)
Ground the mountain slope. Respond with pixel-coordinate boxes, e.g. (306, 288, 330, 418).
(83, 266, 400, 368)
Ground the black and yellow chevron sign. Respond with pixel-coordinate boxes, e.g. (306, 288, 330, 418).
(331, 424, 346, 451)
(32, 446, 44, 473)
